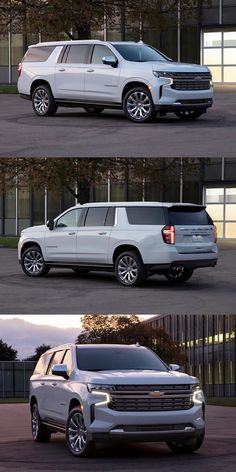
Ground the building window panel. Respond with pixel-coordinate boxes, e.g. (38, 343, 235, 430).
(206, 204, 224, 220)
(18, 187, 30, 219)
(223, 31, 236, 47)
(226, 188, 236, 202)
(203, 48, 222, 65)
(225, 204, 236, 220)
(225, 222, 236, 238)
(5, 189, 16, 218)
(224, 48, 236, 65)
(204, 32, 222, 47)
(224, 66, 236, 81)
(208, 66, 222, 82)
(205, 188, 224, 203)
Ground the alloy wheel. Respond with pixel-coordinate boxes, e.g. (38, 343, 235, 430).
(117, 255, 138, 285)
(33, 88, 50, 115)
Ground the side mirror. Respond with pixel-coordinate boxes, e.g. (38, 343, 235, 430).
(169, 363, 181, 371)
(46, 219, 54, 231)
(102, 55, 118, 68)
(52, 364, 69, 380)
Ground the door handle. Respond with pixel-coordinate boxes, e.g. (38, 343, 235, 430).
(51, 382, 57, 387)
(58, 68, 66, 72)
(68, 232, 76, 235)
(98, 232, 107, 235)
(87, 69, 94, 72)
(40, 382, 45, 386)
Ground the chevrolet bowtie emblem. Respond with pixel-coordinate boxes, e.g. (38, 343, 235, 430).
(149, 391, 164, 398)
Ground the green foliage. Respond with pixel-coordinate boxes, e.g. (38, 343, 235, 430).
(0, 237, 19, 249)
(76, 315, 187, 365)
(0, 339, 18, 361)
(24, 344, 52, 361)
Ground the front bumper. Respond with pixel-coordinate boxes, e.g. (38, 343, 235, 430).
(155, 98, 213, 112)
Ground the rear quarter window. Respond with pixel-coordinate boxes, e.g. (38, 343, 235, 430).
(23, 46, 55, 62)
(126, 207, 165, 225)
(168, 206, 213, 225)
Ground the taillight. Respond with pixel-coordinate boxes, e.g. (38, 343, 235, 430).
(18, 62, 22, 77)
(214, 224, 217, 243)
(162, 225, 176, 244)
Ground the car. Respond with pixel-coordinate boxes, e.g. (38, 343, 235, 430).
(17, 40, 213, 123)
(29, 343, 206, 457)
(18, 201, 218, 286)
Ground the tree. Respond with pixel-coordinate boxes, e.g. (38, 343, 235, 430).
(0, 339, 18, 361)
(76, 315, 187, 365)
(0, 157, 203, 205)
(24, 344, 52, 361)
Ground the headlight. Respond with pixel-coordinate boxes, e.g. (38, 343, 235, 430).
(87, 384, 113, 406)
(87, 384, 115, 393)
(153, 70, 173, 84)
(191, 383, 205, 404)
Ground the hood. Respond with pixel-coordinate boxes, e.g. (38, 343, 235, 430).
(128, 60, 210, 73)
(78, 369, 198, 385)
(21, 224, 46, 234)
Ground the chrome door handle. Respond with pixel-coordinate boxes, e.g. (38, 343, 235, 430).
(58, 68, 66, 72)
(68, 232, 76, 235)
(51, 382, 57, 386)
(98, 232, 107, 235)
(40, 382, 45, 386)
(87, 69, 94, 72)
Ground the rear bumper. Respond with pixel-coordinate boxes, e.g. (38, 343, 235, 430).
(147, 257, 217, 272)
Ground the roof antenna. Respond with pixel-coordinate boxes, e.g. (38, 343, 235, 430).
(135, 342, 140, 347)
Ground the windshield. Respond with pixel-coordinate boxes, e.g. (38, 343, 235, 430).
(76, 346, 168, 372)
(112, 43, 169, 62)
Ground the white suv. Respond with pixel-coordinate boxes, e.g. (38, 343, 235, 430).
(18, 201, 218, 286)
(17, 40, 213, 123)
(30, 343, 205, 457)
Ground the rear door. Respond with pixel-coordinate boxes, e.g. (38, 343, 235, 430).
(167, 205, 215, 254)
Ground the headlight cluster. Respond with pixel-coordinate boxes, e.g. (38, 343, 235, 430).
(87, 384, 115, 406)
(87, 384, 115, 393)
(191, 383, 205, 404)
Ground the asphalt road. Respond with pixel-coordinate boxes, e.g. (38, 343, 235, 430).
(0, 90, 236, 158)
(0, 241, 235, 314)
(0, 404, 235, 471)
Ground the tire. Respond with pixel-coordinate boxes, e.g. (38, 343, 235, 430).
(175, 110, 204, 121)
(164, 267, 193, 284)
(115, 251, 146, 286)
(166, 432, 205, 453)
(32, 84, 58, 116)
(84, 107, 104, 115)
(31, 403, 51, 442)
(72, 268, 90, 275)
(21, 246, 50, 277)
(123, 86, 155, 123)
(66, 407, 95, 457)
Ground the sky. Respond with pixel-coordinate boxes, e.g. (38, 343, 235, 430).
(0, 314, 155, 329)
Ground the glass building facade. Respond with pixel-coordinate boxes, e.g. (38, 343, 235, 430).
(0, 158, 236, 238)
(1, 2, 236, 84)
(145, 315, 236, 398)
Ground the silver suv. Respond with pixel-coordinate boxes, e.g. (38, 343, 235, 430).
(17, 40, 213, 123)
(30, 343, 205, 457)
(18, 201, 218, 286)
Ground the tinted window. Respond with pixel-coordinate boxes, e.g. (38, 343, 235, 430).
(56, 208, 82, 228)
(47, 350, 65, 375)
(76, 347, 168, 372)
(105, 206, 115, 226)
(126, 207, 165, 225)
(168, 206, 212, 225)
(112, 44, 168, 62)
(91, 45, 115, 64)
(62, 349, 72, 376)
(84, 207, 108, 226)
(34, 353, 52, 375)
(23, 46, 55, 62)
(66, 45, 89, 64)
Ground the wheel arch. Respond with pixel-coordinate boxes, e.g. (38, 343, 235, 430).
(112, 244, 143, 265)
(21, 241, 42, 259)
(30, 79, 53, 98)
(122, 81, 150, 102)
(30, 395, 37, 411)
(68, 398, 82, 414)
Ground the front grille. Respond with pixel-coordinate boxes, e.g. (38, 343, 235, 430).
(170, 72, 211, 91)
(108, 384, 194, 412)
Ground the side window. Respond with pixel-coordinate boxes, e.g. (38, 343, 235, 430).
(47, 350, 65, 375)
(84, 207, 109, 226)
(23, 46, 55, 62)
(56, 209, 82, 228)
(105, 207, 115, 226)
(62, 349, 72, 376)
(91, 45, 116, 64)
(126, 207, 165, 225)
(65, 45, 89, 64)
(33, 353, 52, 375)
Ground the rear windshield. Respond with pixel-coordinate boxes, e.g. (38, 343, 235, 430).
(76, 347, 168, 372)
(168, 206, 213, 225)
(126, 207, 165, 225)
(23, 46, 55, 62)
(112, 43, 168, 62)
